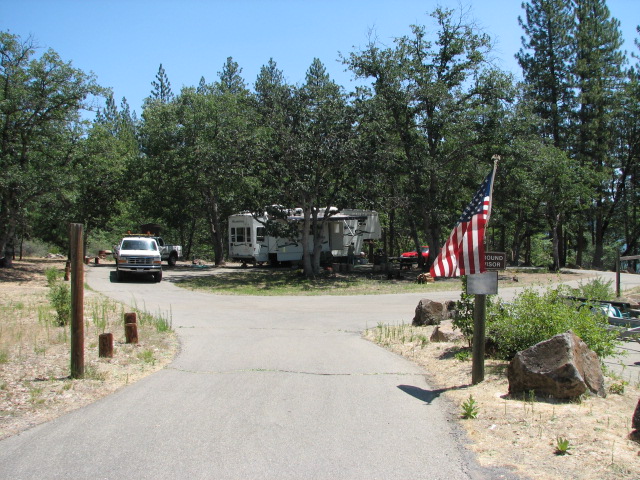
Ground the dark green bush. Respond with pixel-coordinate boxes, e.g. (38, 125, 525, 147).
(487, 285, 620, 360)
(46, 268, 71, 326)
(572, 276, 614, 301)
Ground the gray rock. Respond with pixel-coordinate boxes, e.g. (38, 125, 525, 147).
(430, 323, 464, 343)
(412, 299, 454, 326)
(507, 331, 606, 399)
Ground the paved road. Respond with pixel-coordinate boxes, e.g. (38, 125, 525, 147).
(0, 265, 519, 480)
(1, 266, 638, 479)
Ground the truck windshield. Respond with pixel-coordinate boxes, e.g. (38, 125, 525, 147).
(122, 239, 156, 251)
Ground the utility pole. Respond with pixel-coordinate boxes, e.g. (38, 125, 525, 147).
(70, 223, 84, 379)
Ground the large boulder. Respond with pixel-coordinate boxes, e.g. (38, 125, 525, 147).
(412, 299, 454, 326)
(507, 331, 606, 399)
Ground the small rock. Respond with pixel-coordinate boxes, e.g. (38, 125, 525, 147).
(430, 323, 464, 343)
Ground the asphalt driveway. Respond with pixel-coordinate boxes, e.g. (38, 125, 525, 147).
(0, 264, 523, 480)
(2, 265, 637, 479)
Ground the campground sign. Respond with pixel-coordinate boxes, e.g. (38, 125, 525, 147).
(485, 252, 506, 271)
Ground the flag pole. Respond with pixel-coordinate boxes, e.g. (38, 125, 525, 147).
(471, 156, 499, 385)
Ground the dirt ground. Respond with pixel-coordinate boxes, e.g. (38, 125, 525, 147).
(1, 260, 639, 479)
(364, 322, 640, 480)
(0, 259, 178, 440)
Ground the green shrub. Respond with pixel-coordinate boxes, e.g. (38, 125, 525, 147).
(572, 277, 614, 301)
(45, 266, 62, 287)
(461, 395, 479, 419)
(22, 239, 56, 257)
(452, 276, 494, 347)
(48, 282, 71, 326)
(487, 286, 620, 360)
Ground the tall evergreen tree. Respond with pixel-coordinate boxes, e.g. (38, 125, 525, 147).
(150, 63, 174, 103)
(516, 0, 575, 149)
(574, 0, 626, 267)
(216, 57, 248, 95)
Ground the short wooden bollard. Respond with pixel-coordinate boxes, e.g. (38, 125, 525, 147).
(124, 312, 138, 344)
(99, 333, 114, 358)
(125, 323, 138, 344)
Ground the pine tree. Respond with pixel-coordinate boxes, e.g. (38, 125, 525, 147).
(516, 0, 575, 149)
(216, 57, 247, 95)
(573, 0, 626, 267)
(150, 63, 174, 103)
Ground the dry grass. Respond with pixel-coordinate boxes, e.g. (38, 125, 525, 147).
(364, 322, 640, 480)
(0, 259, 178, 440)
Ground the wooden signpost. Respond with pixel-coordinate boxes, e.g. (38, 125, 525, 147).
(468, 252, 505, 384)
(69, 223, 84, 379)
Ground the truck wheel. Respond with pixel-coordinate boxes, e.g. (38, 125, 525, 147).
(153, 271, 162, 282)
(168, 252, 177, 267)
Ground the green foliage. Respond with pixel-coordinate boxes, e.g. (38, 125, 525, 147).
(45, 267, 62, 287)
(0, 31, 103, 256)
(45, 266, 71, 326)
(137, 349, 156, 365)
(453, 349, 471, 362)
(554, 436, 571, 455)
(486, 285, 620, 360)
(608, 380, 628, 395)
(20, 239, 56, 258)
(529, 233, 552, 268)
(452, 276, 494, 347)
(48, 282, 71, 327)
(452, 276, 475, 347)
(573, 277, 614, 301)
(461, 395, 479, 419)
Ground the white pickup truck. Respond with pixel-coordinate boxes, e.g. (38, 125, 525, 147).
(154, 237, 183, 266)
(115, 236, 163, 282)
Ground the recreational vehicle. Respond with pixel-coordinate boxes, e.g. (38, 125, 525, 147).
(228, 208, 381, 266)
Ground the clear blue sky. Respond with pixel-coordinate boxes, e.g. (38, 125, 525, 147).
(2, 0, 639, 115)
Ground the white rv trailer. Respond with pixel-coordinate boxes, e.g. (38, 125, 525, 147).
(228, 208, 381, 266)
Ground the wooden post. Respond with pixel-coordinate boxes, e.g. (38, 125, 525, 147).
(99, 333, 114, 358)
(70, 223, 84, 379)
(125, 323, 138, 344)
(124, 312, 137, 324)
(472, 294, 486, 385)
(616, 253, 621, 298)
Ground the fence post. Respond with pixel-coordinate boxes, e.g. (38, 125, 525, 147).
(70, 223, 84, 379)
(124, 312, 138, 344)
(99, 333, 114, 358)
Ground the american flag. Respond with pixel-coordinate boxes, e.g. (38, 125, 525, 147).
(430, 168, 495, 277)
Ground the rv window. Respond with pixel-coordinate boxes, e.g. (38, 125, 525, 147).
(230, 227, 236, 243)
(236, 228, 245, 243)
(245, 227, 251, 243)
(256, 227, 265, 242)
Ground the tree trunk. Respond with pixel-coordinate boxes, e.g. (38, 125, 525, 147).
(203, 187, 225, 266)
(302, 208, 313, 277)
(576, 224, 585, 268)
(593, 212, 605, 269)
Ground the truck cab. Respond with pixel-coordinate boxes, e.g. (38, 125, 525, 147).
(115, 236, 163, 282)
